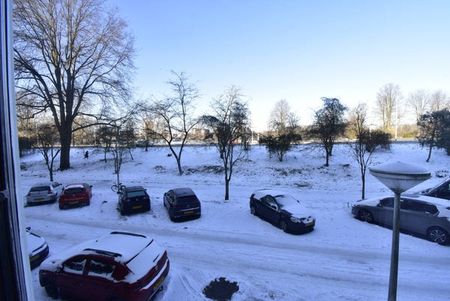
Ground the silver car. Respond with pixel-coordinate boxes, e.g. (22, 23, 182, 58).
(26, 182, 62, 206)
(352, 194, 450, 245)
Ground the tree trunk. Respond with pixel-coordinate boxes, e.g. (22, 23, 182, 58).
(176, 157, 183, 175)
(361, 172, 366, 200)
(49, 166, 54, 182)
(325, 151, 330, 167)
(59, 125, 72, 170)
(225, 178, 230, 201)
(426, 144, 433, 162)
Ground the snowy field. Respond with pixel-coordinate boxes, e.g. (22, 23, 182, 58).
(20, 143, 450, 301)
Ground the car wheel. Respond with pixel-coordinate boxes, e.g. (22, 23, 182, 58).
(58, 203, 65, 210)
(250, 205, 257, 216)
(358, 209, 374, 223)
(45, 284, 58, 299)
(427, 227, 449, 245)
(280, 220, 288, 232)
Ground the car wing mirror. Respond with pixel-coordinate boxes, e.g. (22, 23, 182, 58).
(377, 203, 383, 207)
(25, 226, 31, 231)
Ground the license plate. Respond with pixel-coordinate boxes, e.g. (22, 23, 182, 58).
(184, 210, 193, 215)
(132, 205, 142, 209)
(70, 201, 79, 204)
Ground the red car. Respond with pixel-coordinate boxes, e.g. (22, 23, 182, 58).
(39, 231, 170, 301)
(59, 183, 92, 209)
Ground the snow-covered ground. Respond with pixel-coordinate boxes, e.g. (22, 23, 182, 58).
(20, 143, 450, 301)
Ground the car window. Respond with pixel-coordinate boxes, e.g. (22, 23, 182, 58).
(64, 187, 84, 194)
(178, 196, 198, 203)
(63, 257, 87, 275)
(404, 200, 438, 214)
(30, 186, 50, 192)
(275, 195, 299, 207)
(261, 196, 278, 208)
(379, 198, 394, 207)
(87, 259, 115, 279)
(126, 190, 146, 198)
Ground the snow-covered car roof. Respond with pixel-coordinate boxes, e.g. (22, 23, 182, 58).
(64, 183, 86, 190)
(42, 231, 153, 267)
(172, 187, 195, 197)
(252, 189, 289, 200)
(357, 194, 450, 208)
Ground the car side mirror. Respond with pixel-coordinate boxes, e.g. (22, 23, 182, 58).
(25, 226, 31, 231)
(377, 203, 382, 207)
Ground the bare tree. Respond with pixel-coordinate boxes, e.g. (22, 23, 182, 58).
(309, 97, 347, 167)
(36, 123, 60, 182)
(144, 72, 199, 175)
(203, 86, 250, 201)
(429, 90, 449, 112)
(375, 83, 402, 135)
(260, 99, 301, 161)
(13, 0, 134, 170)
(348, 104, 389, 199)
(408, 90, 430, 121)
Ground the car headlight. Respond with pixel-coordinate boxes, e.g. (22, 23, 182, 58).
(290, 216, 301, 223)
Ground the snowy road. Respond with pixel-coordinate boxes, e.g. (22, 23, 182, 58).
(27, 212, 450, 301)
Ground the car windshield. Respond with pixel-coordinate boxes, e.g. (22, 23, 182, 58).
(64, 188, 84, 194)
(178, 196, 197, 203)
(30, 186, 49, 192)
(274, 195, 299, 207)
(127, 190, 146, 198)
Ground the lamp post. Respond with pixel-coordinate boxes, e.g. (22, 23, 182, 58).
(369, 162, 430, 301)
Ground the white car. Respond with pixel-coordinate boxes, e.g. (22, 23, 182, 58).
(25, 182, 62, 206)
(26, 228, 49, 269)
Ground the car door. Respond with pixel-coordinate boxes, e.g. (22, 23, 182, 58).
(260, 196, 280, 224)
(82, 257, 119, 301)
(401, 199, 437, 235)
(57, 255, 88, 300)
(374, 197, 394, 226)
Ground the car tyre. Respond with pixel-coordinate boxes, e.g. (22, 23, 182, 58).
(280, 220, 288, 233)
(58, 203, 65, 210)
(45, 284, 58, 299)
(427, 227, 449, 245)
(358, 209, 374, 223)
(250, 205, 257, 216)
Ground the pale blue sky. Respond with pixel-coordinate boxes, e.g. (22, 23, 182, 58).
(109, 0, 450, 130)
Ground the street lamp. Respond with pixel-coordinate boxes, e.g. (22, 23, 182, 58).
(369, 161, 430, 301)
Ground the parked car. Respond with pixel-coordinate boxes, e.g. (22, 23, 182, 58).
(26, 182, 62, 206)
(351, 194, 450, 245)
(117, 186, 151, 215)
(249, 190, 315, 234)
(26, 227, 49, 269)
(59, 183, 92, 209)
(421, 178, 450, 200)
(39, 231, 170, 301)
(163, 188, 201, 221)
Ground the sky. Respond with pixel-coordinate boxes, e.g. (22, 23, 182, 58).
(108, 0, 450, 131)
